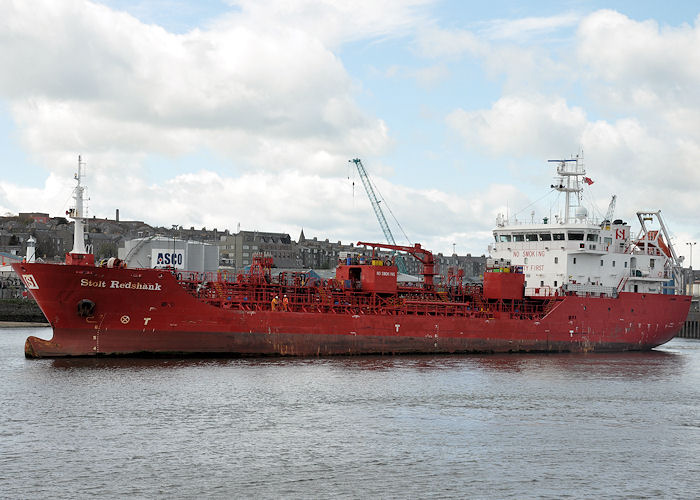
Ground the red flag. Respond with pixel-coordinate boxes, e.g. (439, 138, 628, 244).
(583, 176, 594, 185)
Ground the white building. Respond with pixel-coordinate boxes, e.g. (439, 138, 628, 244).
(119, 236, 219, 273)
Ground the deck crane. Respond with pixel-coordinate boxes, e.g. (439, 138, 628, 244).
(350, 158, 408, 274)
(357, 241, 436, 288)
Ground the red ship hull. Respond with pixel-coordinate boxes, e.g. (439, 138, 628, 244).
(13, 262, 691, 358)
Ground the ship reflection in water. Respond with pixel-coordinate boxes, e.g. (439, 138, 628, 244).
(46, 344, 685, 381)
(2, 327, 699, 498)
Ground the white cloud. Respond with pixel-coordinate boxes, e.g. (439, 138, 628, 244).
(0, 153, 530, 255)
(574, 10, 700, 224)
(446, 89, 700, 217)
(577, 10, 700, 93)
(0, 0, 518, 255)
(414, 23, 570, 93)
(2, 0, 483, 251)
(439, 9, 700, 242)
(446, 94, 587, 158)
(577, 10, 700, 140)
(5, 3, 700, 258)
(415, 12, 581, 57)
(0, 0, 395, 177)
(479, 12, 580, 42)
(0, 172, 75, 216)
(223, 0, 434, 48)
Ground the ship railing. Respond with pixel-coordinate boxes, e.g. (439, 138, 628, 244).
(174, 270, 227, 283)
(629, 247, 668, 258)
(628, 269, 671, 280)
(525, 287, 559, 297)
(562, 283, 617, 298)
(398, 298, 551, 320)
(175, 273, 554, 318)
(497, 216, 606, 227)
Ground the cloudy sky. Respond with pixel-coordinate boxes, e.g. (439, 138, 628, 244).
(2, 0, 700, 262)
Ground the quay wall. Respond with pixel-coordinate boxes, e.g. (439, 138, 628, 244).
(678, 308, 700, 339)
(0, 298, 47, 323)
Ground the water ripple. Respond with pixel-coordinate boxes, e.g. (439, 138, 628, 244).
(1, 328, 699, 499)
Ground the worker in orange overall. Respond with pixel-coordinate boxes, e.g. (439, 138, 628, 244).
(282, 294, 290, 311)
(271, 295, 280, 311)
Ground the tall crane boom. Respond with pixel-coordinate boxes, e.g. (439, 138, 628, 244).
(350, 158, 408, 273)
(351, 158, 394, 244)
(604, 194, 617, 222)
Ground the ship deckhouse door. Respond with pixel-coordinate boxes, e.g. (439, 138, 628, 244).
(349, 267, 361, 290)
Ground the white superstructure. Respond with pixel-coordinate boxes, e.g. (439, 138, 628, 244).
(488, 155, 683, 296)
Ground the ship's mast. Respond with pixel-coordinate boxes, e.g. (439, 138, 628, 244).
(69, 155, 87, 255)
(548, 154, 585, 223)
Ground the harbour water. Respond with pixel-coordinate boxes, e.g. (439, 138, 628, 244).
(2, 327, 699, 499)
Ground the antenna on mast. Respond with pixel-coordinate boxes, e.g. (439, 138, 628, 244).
(548, 154, 586, 223)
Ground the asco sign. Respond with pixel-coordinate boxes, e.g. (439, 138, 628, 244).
(152, 249, 185, 269)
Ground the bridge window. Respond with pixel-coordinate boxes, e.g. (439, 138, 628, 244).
(513, 234, 524, 242)
(568, 232, 584, 241)
(553, 233, 565, 241)
(526, 234, 538, 241)
(499, 234, 511, 242)
(587, 234, 597, 241)
(540, 233, 551, 241)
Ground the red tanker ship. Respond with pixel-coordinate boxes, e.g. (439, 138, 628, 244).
(13, 242, 690, 357)
(12, 155, 691, 357)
